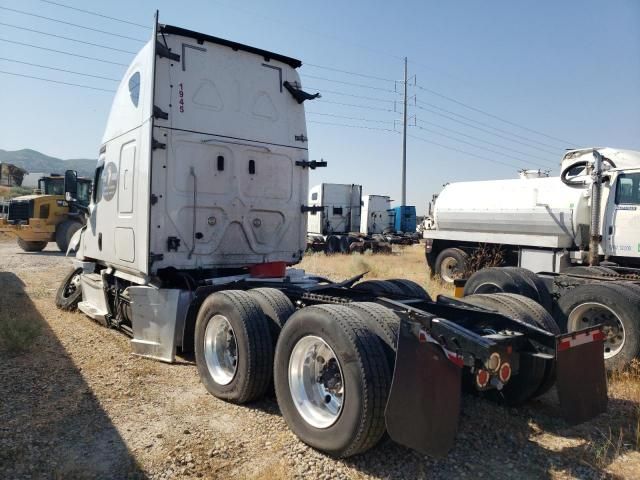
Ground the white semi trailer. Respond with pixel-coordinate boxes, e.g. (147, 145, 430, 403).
(424, 148, 640, 282)
(56, 14, 608, 459)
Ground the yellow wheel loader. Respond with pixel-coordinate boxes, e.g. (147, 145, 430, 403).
(0, 173, 91, 252)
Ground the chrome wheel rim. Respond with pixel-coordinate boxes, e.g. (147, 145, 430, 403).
(289, 335, 344, 429)
(64, 271, 82, 298)
(568, 302, 625, 359)
(204, 315, 238, 385)
(440, 257, 461, 283)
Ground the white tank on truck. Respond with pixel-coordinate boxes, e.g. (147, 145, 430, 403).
(424, 147, 640, 282)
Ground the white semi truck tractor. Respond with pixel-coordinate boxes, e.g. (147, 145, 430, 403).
(425, 147, 640, 282)
(55, 13, 609, 458)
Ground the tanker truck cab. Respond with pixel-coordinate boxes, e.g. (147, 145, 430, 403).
(603, 167, 640, 265)
(59, 14, 608, 460)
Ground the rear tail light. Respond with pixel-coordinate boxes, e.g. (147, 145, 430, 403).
(485, 352, 501, 372)
(475, 369, 490, 388)
(499, 363, 512, 383)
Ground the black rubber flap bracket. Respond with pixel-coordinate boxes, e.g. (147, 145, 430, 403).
(556, 327, 608, 424)
(156, 41, 180, 61)
(385, 318, 462, 458)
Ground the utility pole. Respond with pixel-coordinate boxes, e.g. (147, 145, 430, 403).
(401, 56, 408, 207)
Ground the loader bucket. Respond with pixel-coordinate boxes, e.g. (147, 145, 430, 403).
(556, 327, 608, 424)
(385, 318, 462, 458)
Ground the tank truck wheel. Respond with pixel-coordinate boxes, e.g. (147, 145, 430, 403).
(274, 304, 390, 457)
(557, 283, 640, 371)
(501, 267, 553, 313)
(463, 267, 538, 303)
(386, 279, 431, 300)
(434, 248, 469, 283)
(195, 290, 273, 403)
(17, 238, 47, 252)
(55, 267, 83, 310)
(353, 280, 404, 297)
(461, 294, 547, 405)
(346, 302, 400, 371)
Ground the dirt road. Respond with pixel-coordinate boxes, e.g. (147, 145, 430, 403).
(0, 240, 638, 479)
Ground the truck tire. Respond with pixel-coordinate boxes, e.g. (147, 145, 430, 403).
(274, 304, 390, 457)
(434, 248, 469, 283)
(247, 288, 295, 343)
(325, 235, 340, 254)
(461, 294, 547, 405)
(55, 267, 83, 310)
(353, 280, 404, 296)
(346, 302, 400, 370)
(339, 236, 350, 254)
(556, 283, 640, 370)
(195, 290, 273, 404)
(55, 220, 82, 252)
(501, 267, 553, 313)
(463, 267, 538, 303)
(17, 238, 47, 252)
(386, 279, 431, 300)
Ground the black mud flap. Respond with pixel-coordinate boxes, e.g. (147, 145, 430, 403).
(385, 318, 462, 458)
(556, 327, 608, 424)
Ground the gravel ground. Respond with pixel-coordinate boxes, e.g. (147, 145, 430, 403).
(0, 238, 638, 479)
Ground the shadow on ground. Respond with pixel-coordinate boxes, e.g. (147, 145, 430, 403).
(0, 272, 146, 479)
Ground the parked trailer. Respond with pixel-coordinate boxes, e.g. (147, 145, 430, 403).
(57, 15, 607, 458)
(424, 148, 640, 282)
(460, 266, 640, 370)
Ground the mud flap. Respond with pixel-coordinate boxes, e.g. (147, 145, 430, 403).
(385, 318, 462, 458)
(556, 328, 608, 424)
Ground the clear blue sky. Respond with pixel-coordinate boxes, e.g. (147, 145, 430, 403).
(1, 0, 638, 211)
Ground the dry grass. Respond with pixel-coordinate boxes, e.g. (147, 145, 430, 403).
(298, 243, 453, 298)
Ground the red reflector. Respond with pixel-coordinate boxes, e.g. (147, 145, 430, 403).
(558, 340, 571, 351)
(476, 369, 490, 388)
(499, 363, 512, 383)
(592, 330, 605, 342)
(250, 261, 286, 278)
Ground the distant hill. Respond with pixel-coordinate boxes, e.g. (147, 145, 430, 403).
(0, 149, 96, 178)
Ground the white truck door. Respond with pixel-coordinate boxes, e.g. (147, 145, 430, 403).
(606, 170, 640, 260)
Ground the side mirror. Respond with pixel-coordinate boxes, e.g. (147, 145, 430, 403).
(64, 169, 78, 201)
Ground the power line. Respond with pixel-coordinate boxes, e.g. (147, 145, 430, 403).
(307, 111, 394, 124)
(318, 99, 395, 113)
(301, 74, 396, 93)
(408, 132, 527, 170)
(411, 124, 548, 170)
(0, 6, 146, 42)
(0, 22, 137, 54)
(416, 118, 557, 166)
(0, 70, 115, 92)
(412, 102, 559, 155)
(413, 83, 576, 147)
(0, 57, 120, 81)
(303, 63, 396, 83)
(305, 86, 395, 104)
(308, 120, 398, 133)
(38, 0, 151, 29)
(0, 38, 129, 66)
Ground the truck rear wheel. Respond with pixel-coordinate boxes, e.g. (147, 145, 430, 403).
(463, 267, 538, 304)
(55, 267, 83, 310)
(353, 279, 403, 296)
(195, 290, 273, 403)
(557, 283, 640, 370)
(247, 287, 295, 343)
(346, 302, 400, 370)
(434, 248, 469, 283)
(462, 293, 548, 405)
(274, 304, 390, 457)
(386, 279, 431, 300)
(501, 267, 553, 313)
(17, 238, 47, 252)
(325, 235, 340, 254)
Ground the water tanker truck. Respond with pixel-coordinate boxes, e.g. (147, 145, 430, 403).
(425, 149, 640, 370)
(56, 13, 608, 459)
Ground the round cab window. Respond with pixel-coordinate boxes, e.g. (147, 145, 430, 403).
(128, 72, 141, 107)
